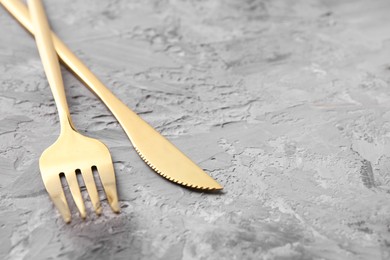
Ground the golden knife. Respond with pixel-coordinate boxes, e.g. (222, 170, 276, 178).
(1, 0, 222, 190)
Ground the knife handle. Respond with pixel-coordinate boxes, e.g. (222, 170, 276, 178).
(1, 0, 139, 124)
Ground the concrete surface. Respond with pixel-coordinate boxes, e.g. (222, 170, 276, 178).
(1, 0, 390, 259)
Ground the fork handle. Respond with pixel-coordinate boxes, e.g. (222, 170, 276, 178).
(28, 0, 74, 133)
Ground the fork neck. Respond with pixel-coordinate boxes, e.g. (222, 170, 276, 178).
(58, 109, 76, 135)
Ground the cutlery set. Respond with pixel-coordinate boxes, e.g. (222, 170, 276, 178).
(1, 0, 222, 222)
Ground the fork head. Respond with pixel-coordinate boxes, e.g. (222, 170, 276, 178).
(39, 128, 119, 223)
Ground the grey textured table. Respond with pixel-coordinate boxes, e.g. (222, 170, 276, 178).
(1, 0, 390, 259)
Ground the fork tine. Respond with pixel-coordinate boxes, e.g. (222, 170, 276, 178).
(44, 176, 71, 223)
(94, 165, 120, 213)
(80, 168, 102, 215)
(65, 172, 87, 219)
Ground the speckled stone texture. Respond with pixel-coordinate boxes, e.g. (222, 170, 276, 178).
(1, 0, 390, 259)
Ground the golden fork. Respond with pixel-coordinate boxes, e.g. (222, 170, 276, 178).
(28, 0, 119, 223)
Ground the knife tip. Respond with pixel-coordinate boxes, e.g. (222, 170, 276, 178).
(213, 183, 223, 190)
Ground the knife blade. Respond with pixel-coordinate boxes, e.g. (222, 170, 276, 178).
(1, 0, 223, 190)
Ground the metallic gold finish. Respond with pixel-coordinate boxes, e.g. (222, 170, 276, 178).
(1, 0, 223, 190)
(27, 0, 119, 223)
